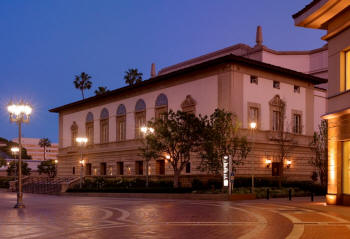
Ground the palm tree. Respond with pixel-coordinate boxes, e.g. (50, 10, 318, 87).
(38, 138, 51, 161)
(124, 68, 143, 86)
(94, 86, 109, 96)
(74, 72, 92, 99)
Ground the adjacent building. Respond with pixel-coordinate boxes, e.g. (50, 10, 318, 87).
(294, 0, 350, 205)
(12, 138, 58, 161)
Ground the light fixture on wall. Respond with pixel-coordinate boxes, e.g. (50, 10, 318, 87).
(265, 159, 271, 168)
(286, 160, 292, 168)
(249, 122, 257, 130)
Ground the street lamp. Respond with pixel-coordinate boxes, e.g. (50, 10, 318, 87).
(7, 101, 32, 209)
(11, 147, 20, 184)
(249, 121, 257, 193)
(140, 126, 154, 187)
(76, 137, 88, 189)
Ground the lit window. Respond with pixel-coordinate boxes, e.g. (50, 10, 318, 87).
(273, 81, 280, 89)
(250, 76, 258, 85)
(294, 85, 300, 93)
(249, 107, 259, 128)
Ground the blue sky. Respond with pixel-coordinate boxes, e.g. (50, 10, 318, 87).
(0, 0, 325, 143)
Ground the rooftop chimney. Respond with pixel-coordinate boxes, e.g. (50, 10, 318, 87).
(150, 63, 156, 77)
(256, 25, 263, 46)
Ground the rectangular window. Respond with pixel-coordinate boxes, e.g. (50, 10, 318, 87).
(343, 141, 350, 194)
(186, 162, 191, 173)
(249, 107, 259, 126)
(71, 130, 77, 146)
(117, 117, 126, 141)
(100, 162, 107, 175)
(117, 162, 124, 175)
(273, 81, 280, 89)
(100, 120, 109, 143)
(250, 75, 258, 85)
(294, 85, 300, 93)
(346, 50, 350, 91)
(293, 114, 302, 134)
(272, 110, 282, 131)
(135, 112, 146, 139)
(86, 124, 94, 145)
(72, 167, 75, 175)
(135, 161, 143, 175)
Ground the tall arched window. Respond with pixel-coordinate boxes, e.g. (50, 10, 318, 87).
(135, 99, 146, 139)
(71, 121, 78, 146)
(269, 95, 285, 131)
(100, 108, 109, 143)
(181, 95, 196, 114)
(86, 112, 94, 145)
(116, 104, 127, 141)
(155, 93, 168, 119)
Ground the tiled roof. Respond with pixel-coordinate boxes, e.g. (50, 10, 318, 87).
(49, 53, 327, 113)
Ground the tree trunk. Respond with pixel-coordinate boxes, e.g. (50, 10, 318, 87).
(146, 160, 149, 187)
(81, 90, 85, 99)
(43, 146, 46, 161)
(173, 170, 180, 188)
(278, 162, 284, 188)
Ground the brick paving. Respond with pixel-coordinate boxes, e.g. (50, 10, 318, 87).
(0, 193, 350, 238)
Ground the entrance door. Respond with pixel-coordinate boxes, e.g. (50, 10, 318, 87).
(272, 162, 281, 176)
(85, 163, 92, 176)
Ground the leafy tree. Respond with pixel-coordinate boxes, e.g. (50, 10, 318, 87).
(7, 161, 31, 176)
(124, 68, 143, 86)
(94, 86, 109, 96)
(270, 101, 297, 187)
(309, 120, 328, 187)
(38, 160, 57, 178)
(0, 156, 6, 167)
(74, 72, 92, 99)
(142, 110, 202, 188)
(199, 109, 251, 175)
(38, 138, 51, 161)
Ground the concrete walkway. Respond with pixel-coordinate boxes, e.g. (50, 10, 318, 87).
(0, 192, 349, 239)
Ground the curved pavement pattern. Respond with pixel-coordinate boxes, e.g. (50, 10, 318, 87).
(0, 193, 349, 239)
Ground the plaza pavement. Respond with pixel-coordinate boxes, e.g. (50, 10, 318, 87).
(0, 192, 350, 239)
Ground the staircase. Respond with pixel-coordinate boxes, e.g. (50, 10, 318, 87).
(9, 176, 79, 194)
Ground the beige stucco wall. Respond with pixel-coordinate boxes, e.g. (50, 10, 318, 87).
(61, 75, 218, 147)
(242, 74, 307, 133)
(314, 89, 327, 131)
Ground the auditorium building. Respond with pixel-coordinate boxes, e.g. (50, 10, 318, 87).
(50, 27, 328, 182)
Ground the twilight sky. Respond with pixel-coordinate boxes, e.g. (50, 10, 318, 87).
(0, 0, 325, 143)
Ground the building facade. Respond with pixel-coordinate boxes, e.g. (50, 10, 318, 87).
(51, 45, 327, 182)
(12, 138, 58, 161)
(294, 0, 350, 205)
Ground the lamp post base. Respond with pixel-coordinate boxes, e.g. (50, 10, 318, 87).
(14, 203, 25, 209)
(14, 192, 25, 208)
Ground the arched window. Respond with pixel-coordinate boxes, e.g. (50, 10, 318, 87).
(155, 93, 168, 119)
(116, 104, 127, 141)
(100, 108, 109, 143)
(135, 99, 146, 139)
(71, 121, 78, 146)
(181, 95, 196, 114)
(86, 112, 94, 145)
